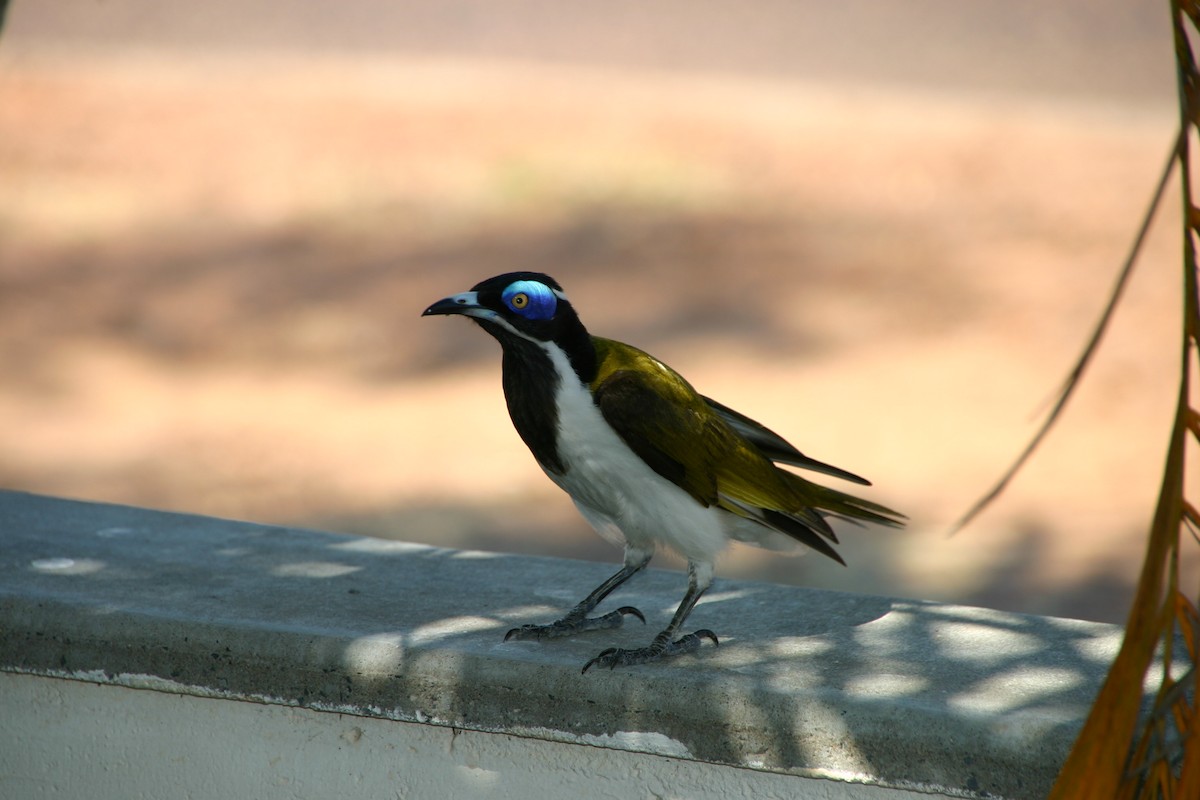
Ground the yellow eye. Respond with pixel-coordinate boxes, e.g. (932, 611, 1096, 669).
(511, 293, 529, 309)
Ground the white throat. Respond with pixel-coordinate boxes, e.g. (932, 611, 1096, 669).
(537, 342, 730, 564)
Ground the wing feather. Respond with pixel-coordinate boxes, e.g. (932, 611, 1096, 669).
(588, 337, 905, 565)
(591, 368, 718, 506)
(701, 395, 871, 486)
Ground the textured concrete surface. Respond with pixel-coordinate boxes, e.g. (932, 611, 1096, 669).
(0, 491, 1128, 798)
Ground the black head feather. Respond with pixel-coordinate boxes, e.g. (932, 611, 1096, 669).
(423, 272, 597, 383)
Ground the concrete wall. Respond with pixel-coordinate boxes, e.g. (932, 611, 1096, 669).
(0, 491, 1129, 798)
(5, 672, 949, 799)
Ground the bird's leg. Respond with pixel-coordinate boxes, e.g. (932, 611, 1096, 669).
(582, 560, 718, 672)
(504, 548, 652, 641)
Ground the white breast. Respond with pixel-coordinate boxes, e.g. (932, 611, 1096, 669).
(538, 344, 730, 564)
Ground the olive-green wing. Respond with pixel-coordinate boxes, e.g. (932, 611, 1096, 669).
(588, 337, 903, 566)
(591, 365, 854, 564)
(700, 395, 871, 486)
(591, 367, 721, 507)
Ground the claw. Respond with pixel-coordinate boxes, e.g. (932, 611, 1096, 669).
(581, 628, 719, 673)
(582, 648, 619, 674)
(504, 605, 646, 642)
(615, 606, 646, 625)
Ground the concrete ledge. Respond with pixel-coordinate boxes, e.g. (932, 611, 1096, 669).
(0, 491, 1128, 798)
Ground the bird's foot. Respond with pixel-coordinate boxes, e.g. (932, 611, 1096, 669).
(581, 629, 718, 673)
(504, 606, 645, 642)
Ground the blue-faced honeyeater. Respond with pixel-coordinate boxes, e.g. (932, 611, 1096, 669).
(423, 272, 904, 671)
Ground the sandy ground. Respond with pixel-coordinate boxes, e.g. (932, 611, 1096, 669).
(0, 41, 1192, 623)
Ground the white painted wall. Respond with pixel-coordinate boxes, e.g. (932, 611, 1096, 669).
(1, 672, 948, 800)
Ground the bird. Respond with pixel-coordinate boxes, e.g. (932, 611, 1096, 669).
(423, 272, 904, 672)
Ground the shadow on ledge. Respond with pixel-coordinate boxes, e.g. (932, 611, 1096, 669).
(0, 490, 1131, 799)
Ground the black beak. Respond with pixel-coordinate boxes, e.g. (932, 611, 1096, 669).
(422, 291, 480, 318)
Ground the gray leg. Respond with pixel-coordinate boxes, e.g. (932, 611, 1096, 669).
(504, 548, 652, 641)
(582, 559, 718, 673)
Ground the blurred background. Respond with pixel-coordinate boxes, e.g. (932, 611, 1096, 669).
(0, 1, 1191, 623)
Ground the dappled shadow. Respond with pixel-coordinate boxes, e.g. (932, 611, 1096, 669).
(309, 498, 614, 564)
(317, 539, 1125, 798)
(313, 498, 1164, 627)
(2, 491, 1151, 798)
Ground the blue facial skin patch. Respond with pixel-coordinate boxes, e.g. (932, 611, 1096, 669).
(502, 280, 558, 321)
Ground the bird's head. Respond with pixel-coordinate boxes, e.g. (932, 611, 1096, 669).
(422, 272, 583, 345)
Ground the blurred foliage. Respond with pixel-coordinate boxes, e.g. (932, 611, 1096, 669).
(1044, 3, 1200, 797)
(954, 2, 1200, 796)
